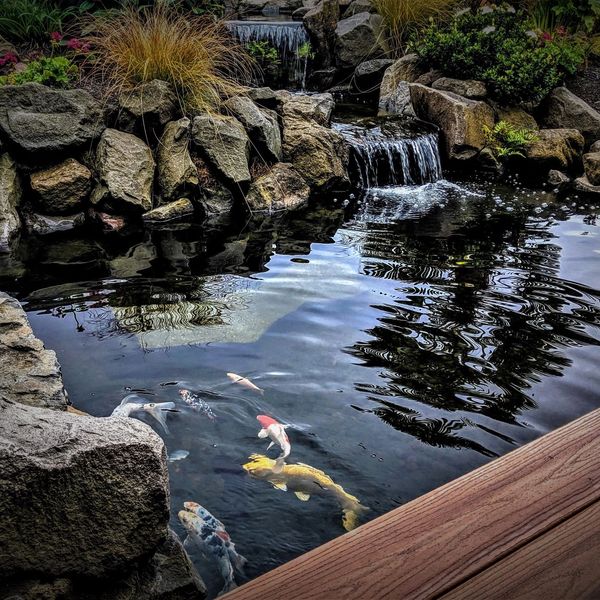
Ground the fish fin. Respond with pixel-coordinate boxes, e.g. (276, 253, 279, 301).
(273, 457, 286, 474)
(294, 492, 310, 502)
(266, 441, 274, 450)
(218, 577, 237, 596)
(257, 429, 268, 439)
(229, 550, 247, 575)
(272, 482, 287, 492)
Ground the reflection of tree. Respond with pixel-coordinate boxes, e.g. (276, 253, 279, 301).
(346, 195, 600, 455)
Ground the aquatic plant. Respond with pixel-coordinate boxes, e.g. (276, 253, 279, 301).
(0, 55, 78, 87)
(483, 121, 539, 160)
(84, 2, 254, 112)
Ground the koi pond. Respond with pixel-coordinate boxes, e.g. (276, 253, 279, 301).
(3, 175, 600, 597)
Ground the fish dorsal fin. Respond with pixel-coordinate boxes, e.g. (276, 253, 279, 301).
(266, 441, 274, 451)
(272, 482, 287, 492)
(294, 492, 310, 501)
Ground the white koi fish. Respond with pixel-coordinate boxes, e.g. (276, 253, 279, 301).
(227, 372, 263, 395)
(111, 394, 178, 434)
(257, 415, 291, 464)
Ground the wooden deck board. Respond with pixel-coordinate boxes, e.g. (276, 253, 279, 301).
(223, 409, 600, 600)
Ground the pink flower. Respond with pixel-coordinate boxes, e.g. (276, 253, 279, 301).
(0, 52, 18, 67)
(50, 31, 63, 42)
(540, 31, 553, 42)
(66, 38, 82, 50)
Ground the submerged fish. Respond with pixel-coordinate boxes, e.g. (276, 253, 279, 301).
(180, 389, 217, 420)
(257, 415, 291, 463)
(242, 454, 368, 532)
(111, 394, 178, 434)
(179, 504, 246, 595)
(227, 372, 263, 395)
(168, 450, 190, 462)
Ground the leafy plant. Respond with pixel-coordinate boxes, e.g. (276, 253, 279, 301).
(0, 55, 78, 87)
(83, 2, 254, 112)
(297, 41, 314, 60)
(371, 0, 457, 56)
(246, 40, 279, 65)
(484, 121, 539, 159)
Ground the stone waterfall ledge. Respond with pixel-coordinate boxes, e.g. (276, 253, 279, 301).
(0, 291, 68, 410)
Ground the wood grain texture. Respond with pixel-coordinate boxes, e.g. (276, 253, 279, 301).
(441, 500, 600, 600)
(223, 409, 600, 600)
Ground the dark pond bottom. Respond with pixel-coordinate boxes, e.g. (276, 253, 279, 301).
(4, 176, 600, 597)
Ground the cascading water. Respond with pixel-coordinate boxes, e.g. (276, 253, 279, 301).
(226, 19, 310, 88)
(334, 116, 443, 188)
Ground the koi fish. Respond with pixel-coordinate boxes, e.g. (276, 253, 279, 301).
(242, 454, 369, 532)
(180, 389, 217, 420)
(111, 394, 178, 434)
(168, 450, 190, 462)
(226, 372, 263, 395)
(257, 415, 291, 464)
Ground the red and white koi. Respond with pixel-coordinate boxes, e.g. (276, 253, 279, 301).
(256, 415, 291, 461)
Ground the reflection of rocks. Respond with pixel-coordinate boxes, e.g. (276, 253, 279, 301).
(109, 241, 158, 278)
(0, 153, 21, 253)
(0, 292, 68, 410)
(40, 238, 108, 275)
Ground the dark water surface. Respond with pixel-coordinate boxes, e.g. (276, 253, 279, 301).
(4, 177, 600, 596)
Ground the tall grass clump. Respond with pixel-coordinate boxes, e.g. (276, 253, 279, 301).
(85, 2, 254, 113)
(371, 0, 457, 56)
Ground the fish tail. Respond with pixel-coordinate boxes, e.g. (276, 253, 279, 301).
(342, 504, 369, 532)
(218, 578, 238, 596)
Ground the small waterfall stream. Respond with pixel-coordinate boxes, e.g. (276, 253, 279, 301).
(226, 19, 310, 88)
(334, 117, 443, 189)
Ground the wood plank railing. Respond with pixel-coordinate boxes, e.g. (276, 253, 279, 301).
(223, 408, 600, 600)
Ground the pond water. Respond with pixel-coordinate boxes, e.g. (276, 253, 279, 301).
(4, 176, 600, 596)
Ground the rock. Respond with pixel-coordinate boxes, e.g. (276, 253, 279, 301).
(525, 128, 584, 172)
(224, 96, 282, 162)
(541, 87, 600, 145)
(409, 83, 495, 161)
(0, 153, 21, 253)
(590, 140, 600, 153)
(344, 0, 375, 16)
(307, 67, 337, 89)
(0, 293, 68, 409)
(0, 398, 169, 578)
(277, 91, 335, 126)
(24, 211, 85, 236)
(477, 147, 503, 174)
(246, 87, 278, 110)
(352, 59, 395, 94)
(378, 54, 422, 115)
(432, 77, 487, 99)
(89, 210, 127, 232)
(191, 114, 251, 185)
(143, 198, 195, 223)
(199, 183, 236, 224)
(29, 158, 91, 215)
(238, 0, 303, 13)
(335, 12, 384, 71)
(548, 169, 571, 192)
(246, 163, 310, 211)
(583, 152, 600, 186)
(574, 175, 600, 195)
(156, 118, 198, 202)
(304, 0, 340, 69)
(92, 129, 155, 213)
(491, 104, 538, 130)
(118, 80, 178, 135)
(293, 6, 311, 18)
(414, 69, 444, 86)
(0, 83, 104, 154)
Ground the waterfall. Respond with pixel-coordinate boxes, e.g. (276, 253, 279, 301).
(334, 117, 443, 189)
(226, 20, 310, 88)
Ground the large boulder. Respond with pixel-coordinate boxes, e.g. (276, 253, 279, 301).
(24, 211, 85, 236)
(156, 118, 198, 202)
(409, 83, 495, 161)
(92, 129, 155, 213)
(583, 152, 600, 186)
(304, 0, 340, 69)
(246, 163, 310, 211)
(30, 158, 91, 215)
(574, 175, 600, 195)
(431, 77, 487, 99)
(344, 0, 375, 16)
(0, 153, 21, 253)
(224, 96, 282, 162)
(352, 58, 395, 94)
(524, 128, 584, 172)
(335, 12, 384, 70)
(0, 398, 169, 578)
(378, 54, 423, 115)
(490, 103, 538, 130)
(0, 293, 68, 410)
(0, 83, 104, 154)
(540, 87, 600, 145)
(143, 198, 195, 223)
(277, 91, 335, 126)
(118, 80, 178, 135)
(191, 114, 251, 185)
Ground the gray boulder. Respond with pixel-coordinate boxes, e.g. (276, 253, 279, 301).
(525, 128, 584, 172)
(344, 0, 375, 16)
(0, 398, 169, 578)
(378, 54, 423, 115)
(24, 211, 85, 236)
(0, 293, 68, 410)
(583, 152, 600, 186)
(30, 158, 91, 215)
(574, 175, 600, 195)
(410, 83, 494, 160)
(246, 163, 310, 211)
(490, 103, 538, 130)
(335, 12, 385, 70)
(246, 87, 278, 110)
(277, 91, 335, 126)
(156, 118, 198, 202)
(0, 154, 21, 253)
(192, 114, 251, 185)
(541, 87, 600, 145)
(591, 140, 600, 153)
(547, 169, 571, 192)
(353, 59, 395, 94)
(92, 129, 155, 213)
(118, 80, 178, 134)
(304, 0, 339, 69)
(143, 198, 195, 223)
(0, 83, 104, 154)
(432, 77, 487, 99)
(224, 96, 282, 162)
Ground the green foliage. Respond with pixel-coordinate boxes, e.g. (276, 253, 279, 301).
(484, 121, 539, 159)
(0, 56, 78, 87)
(297, 41, 314, 60)
(549, 0, 600, 32)
(413, 8, 586, 104)
(246, 40, 279, 65)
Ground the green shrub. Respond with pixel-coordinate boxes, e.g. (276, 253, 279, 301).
(413, 7, 586, 104)
(246, 40, 279, 65)
(0, 56, 78, 87)
(484, 121, 539, 159)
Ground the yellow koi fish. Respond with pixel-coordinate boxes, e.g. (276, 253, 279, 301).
(242, 454, 368, 531)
